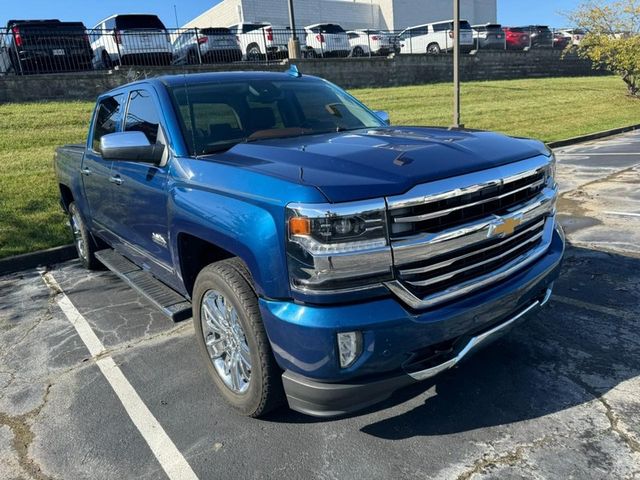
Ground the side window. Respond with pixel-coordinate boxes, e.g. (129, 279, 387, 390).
(92, 94, 124, 153)
(105, 18, 115, 30)
(124, 90, 161, 145)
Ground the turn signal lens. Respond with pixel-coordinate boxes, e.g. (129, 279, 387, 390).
(289, 217, 311, 236)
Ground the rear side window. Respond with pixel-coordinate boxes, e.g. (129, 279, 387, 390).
(125, 90, 161, 145)
(92, 94, 124, 153)
(115, 15, 166, 30)
(319, 24, 345, 34)
(243, 24, 267, 34)
(409, 26, 428, 36)
(433, 23, 450, 32)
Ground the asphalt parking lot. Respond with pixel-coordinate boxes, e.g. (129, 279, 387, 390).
(1, 131, 640, 480)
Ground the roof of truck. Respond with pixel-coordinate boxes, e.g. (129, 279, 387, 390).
(157, 71, 320, 87)
(101, 71, 320, 97)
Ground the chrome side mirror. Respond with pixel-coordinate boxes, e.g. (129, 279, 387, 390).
(374, 110, 390, 125)
(100, 131, 164, 164)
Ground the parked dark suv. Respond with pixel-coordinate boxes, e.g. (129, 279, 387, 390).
(472, 23, 505, 50)
(5, 19, 93, 74)
(526, 25, 554, 49)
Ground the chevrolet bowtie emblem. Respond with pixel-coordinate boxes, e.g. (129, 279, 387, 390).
(490, 216, 522, 237)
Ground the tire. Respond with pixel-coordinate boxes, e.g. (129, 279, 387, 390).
(101, 50, 113, 69)
(303, 49, 318, 59)
(352, 46, 365, 57)
(427, 43, 441, 55)
(246, 43, 264, 62)
(68, 202, 101, 270)
(187, 50, 199, 65)
(193, 259, 284, 417)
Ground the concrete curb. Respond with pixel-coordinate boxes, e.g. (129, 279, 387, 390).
(0, 245, 77, 275)
(547, 123, 640, 149)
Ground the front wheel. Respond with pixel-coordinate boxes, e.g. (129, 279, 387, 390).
(68, 202, 101, 270)
(193, 259, 284, 417)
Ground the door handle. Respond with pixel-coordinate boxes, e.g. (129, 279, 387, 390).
(80, 167, 91, 176)
(109, 175, 123, 185)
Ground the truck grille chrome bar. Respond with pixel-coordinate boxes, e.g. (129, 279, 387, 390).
(385, 155, 557, 310)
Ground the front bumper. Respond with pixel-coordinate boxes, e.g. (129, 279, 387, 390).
(283, 286, 552, 417)
(260, 225, 565, 417)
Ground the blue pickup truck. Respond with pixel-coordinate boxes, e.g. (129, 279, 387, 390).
(54, 70, 565, 417)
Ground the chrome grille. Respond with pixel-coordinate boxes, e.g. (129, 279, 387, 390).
(385, 155, 557, 310)
(390, 167, 547, 238)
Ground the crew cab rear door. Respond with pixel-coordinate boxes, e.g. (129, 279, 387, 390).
(108, 88, 173, 277)
(81, 93, 123, 241)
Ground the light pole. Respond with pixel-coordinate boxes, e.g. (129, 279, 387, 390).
(287, 0, 301, 59)
(452, 0, 463, 128)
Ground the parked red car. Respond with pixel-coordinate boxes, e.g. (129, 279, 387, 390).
(502, 27, 530, 50)
(553, 33, 571, 49)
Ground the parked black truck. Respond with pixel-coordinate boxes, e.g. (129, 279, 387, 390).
(5, 19, 93, 74)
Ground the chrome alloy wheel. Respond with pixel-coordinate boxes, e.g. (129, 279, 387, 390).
(70, 208, 87, 261)
(201, 290, 251, 394)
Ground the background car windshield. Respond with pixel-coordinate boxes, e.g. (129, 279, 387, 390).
(170, 79, 385, 156)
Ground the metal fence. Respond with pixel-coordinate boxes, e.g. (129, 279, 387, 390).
(0, 26, 581, 75)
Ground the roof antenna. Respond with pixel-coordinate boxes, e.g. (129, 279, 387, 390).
(287, 64, 302, 78)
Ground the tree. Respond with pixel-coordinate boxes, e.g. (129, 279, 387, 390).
(569, 0, 640, 97)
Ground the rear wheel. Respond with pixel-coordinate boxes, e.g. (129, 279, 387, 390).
(68, 202, 101, 270)
(246, 43, 264, 62)
(187, 49, 199, 65)
(427, 43, 441, 54)
(352, 46, 365, 57)
(101, 50, 113, 69)
(193, 259, 284, 417)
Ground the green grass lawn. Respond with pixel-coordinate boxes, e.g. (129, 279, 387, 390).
(0, 76, 638, 259)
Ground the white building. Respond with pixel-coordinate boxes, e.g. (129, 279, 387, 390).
(183, 0, 498, 31)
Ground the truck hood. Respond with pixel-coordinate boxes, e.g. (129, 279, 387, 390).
(210, 127, 549, 203)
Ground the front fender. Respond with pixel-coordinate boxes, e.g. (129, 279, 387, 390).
(168, 157, 327, 299)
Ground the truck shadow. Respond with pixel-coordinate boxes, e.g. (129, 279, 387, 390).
(270, 246, 640, 435)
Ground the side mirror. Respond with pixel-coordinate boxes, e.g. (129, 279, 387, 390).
(374, 110, 390, 125)
(100, 131, 164, 164)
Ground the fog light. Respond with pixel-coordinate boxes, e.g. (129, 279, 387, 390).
(337, 331, 363, 368)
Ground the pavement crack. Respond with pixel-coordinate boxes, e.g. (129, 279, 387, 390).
(93, 322, 192, 361)
(0, 383, 56, 480)
(456, 436, 552, 480)
(565, 374, 640, 455)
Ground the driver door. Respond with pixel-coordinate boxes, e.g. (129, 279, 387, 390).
(108, 88, 173, 277)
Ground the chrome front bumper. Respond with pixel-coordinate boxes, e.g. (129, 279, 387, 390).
(282, 281, 557, 418)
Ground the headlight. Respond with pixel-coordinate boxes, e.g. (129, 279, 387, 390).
(286, 200, 393, 294)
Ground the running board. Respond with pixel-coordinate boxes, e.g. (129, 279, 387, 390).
(95, 249, 192, 322)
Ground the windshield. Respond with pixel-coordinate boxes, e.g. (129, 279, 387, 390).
(169, 78, 385, 156)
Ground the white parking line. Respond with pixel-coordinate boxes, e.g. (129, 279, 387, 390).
(604, 211, 640, 218)
(42, 272, 199, 480)
(557, 152, 640, 156)
(553, 295, 633, 320)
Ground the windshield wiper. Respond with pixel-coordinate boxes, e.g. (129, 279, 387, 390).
(199, 141, 243, 155)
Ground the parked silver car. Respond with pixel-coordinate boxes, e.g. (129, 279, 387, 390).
(172, 27, 242, 64)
